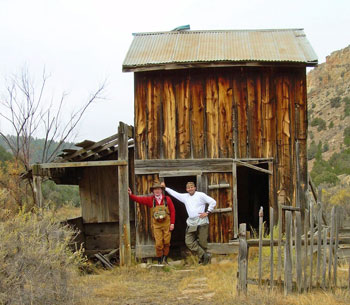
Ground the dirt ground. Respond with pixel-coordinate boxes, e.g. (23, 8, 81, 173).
(77, 256, 350, 305)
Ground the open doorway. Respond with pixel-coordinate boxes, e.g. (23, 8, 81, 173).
(163, 176, 196, 251)
(237, 163, 269, 234)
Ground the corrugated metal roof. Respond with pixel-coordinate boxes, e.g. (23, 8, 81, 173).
(122, 29, 318, 72)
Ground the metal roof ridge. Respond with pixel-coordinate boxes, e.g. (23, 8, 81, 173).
(132, 28, 305, 36)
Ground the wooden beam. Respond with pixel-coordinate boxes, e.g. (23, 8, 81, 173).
(36, 160, 127, 169)
(208, 183, 230, 190)
(235, 160, 273, 175)
(135, 158, 274, 175)
(211, 207, 233, 213)
(118, 122, 131, 266)
(232, 161, 238, 238)
(159, 170, 202, 177)
(63, 133, 119, 160)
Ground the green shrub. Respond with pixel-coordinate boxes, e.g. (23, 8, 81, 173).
(330, 96, 341, 108)
(323, 142, 329, 152)
(0, 212, 87, 305)
(329, 121, 334, 129)
(313, 171, 339, 186)
(310, 117, 327, 131)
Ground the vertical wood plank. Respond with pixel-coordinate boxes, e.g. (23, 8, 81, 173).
(134, 74, 147, 160)
(328, 206, 335, 288)
(334, 206, 339, 288)
(32, 166, 43, 209)
(284, 210, 293, 295)
(176, 75, 191, 159)
(237, 223, 248, 295)
(258, 206, 264, 287)
(322, 227, 328, 289)
(235, 72, 248, 158)
(118, 122, 131, 266)
(309, 200, 314, 291)
(163, 78, 176, 159)
(206, 74, 219, 158)
(232, 161, 238, 238)
(190, 72, 205, 158)
(270, 207, 274, 289)
(303, 209, 309, 291)
(316, 201, 323, 287)
(278, 203, 282, 285)
(295, 211, 302, 293)
(218, 76, 233, 158)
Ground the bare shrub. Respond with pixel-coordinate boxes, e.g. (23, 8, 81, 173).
(0, 212, 87, 305)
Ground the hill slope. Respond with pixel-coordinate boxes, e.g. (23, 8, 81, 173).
(307, 45, 350, 161)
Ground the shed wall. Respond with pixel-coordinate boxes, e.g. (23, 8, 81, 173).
(134, 66, 308, 244)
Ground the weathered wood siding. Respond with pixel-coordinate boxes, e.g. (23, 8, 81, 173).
(134, 66, 307, 243)
(80, 166, 119, 223)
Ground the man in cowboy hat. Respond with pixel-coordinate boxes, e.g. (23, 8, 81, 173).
(161, 181, 216, 265)
(128, 182, 175, 264)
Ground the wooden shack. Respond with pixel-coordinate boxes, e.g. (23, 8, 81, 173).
(30, 122, 136, 264)
(123, 28, 318, 256)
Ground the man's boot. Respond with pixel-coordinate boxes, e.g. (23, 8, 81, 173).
(162, 255, 168, 265)
(202, 252, 210, 265)
(157, 256, 162, 264)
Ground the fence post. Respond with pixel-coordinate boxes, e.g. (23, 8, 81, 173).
(316, 200, 323, 287)
(278, 203, 282, 287)
(303, 209, 309, 291)
(237, 223, 248, 295)
(334, 206, 339, 288)
(284, 211, 293, 295)
(270, 207, 274, 289)
(322, 227, 328, 289)
(118, 122, 131, 266)
(309, 200, 314, 291)
(328, 206, 335, 288)
(258, 206, 264, 287)
(295, 211, 302, 293)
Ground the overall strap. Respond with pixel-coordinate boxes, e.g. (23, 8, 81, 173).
(153, 196, 167, 207)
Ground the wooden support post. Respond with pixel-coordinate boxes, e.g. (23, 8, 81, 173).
(309, 200, 314, 291)
(334, 206, 339, 288)
(278, 203, 282, 286)
(284, 211, 293, 295)
(316, 190, 323, 287)
(328, 206, 335, 288)
(258, 206, 263, 287)
(118, 122, 131, 266)
(237, 223, 248, 295)
(232, 162, 238, 238)
(32, 164, 43, 208)
(303, 209, 309, 291)
(295, 211, 302, 293)
(270, 207, 274, 289)
(322, 227, 328, 289)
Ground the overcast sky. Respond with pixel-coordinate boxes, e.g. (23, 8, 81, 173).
(0, 0, 349, 142)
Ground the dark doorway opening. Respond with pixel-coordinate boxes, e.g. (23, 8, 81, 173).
(164, 176, 196, 252)
(237, 163, 269, 234)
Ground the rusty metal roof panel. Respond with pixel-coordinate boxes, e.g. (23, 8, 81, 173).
(123, 29, 318, 71)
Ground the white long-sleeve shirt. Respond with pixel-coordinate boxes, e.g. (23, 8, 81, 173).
(165, 187, 216, 226)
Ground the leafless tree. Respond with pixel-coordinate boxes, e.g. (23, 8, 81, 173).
(0, 67, 105, 169)
(0, 67, 106, 207)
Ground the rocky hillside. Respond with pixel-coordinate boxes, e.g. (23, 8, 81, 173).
(307, 45, 350, 162)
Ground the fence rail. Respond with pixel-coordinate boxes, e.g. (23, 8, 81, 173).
(237, 202, 348, 295)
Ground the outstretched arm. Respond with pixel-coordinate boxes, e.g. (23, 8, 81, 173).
(128, 187, 153, 207)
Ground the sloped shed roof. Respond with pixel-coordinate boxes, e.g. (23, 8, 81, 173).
(123, 28, 318, 72)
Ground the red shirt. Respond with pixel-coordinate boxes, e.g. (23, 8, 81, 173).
(129, 194, 175, 224)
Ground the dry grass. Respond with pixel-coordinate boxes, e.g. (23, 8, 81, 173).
(76, 256, 350, 305)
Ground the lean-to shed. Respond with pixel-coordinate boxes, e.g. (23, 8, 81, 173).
(123, 28, 318, 256)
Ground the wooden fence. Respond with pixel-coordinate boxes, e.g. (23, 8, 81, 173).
(237, 201, 349, 295)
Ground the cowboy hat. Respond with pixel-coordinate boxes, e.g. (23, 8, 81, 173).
(150, 182, 165, 192)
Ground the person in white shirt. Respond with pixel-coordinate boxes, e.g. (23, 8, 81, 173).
(161, 181, 216, 265)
